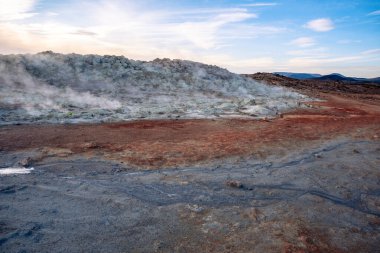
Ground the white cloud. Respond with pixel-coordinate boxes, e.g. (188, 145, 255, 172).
(361, 49, 380, 55)
(46, 12, 59, 17)
(290, 37, 315, 47)
(304, 18, 334, 32)
(162, 8, 248, 16)
(229, 57, 275, 68)
(240, 3, 277, 7)
(173, 11, 256, 49)
(0, 0, 37, 21)
(286, 47, 328, 57)
(0, 0, 282, 74)
(368, 10, 380, 16)
(219, 23, 285, 40)
(288, 56, 363, 67)
(287, 51, 380, 70)
(199, 54, 275, 73)
(0, 1, 264, 55)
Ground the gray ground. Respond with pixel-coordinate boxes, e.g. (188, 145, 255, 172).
(1, 139, 380, 252)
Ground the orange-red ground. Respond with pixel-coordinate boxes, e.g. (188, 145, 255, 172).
(1, 93, 379, 168)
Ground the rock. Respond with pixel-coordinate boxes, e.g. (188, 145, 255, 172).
(246, 207, 264, 221)
(226, 180, 243, 189)
(18, 157, 33, 167)
(186, 204, 204, 213)
(80, 142, 99, 149)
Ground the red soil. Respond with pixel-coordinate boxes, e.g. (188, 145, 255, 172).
(1, 92, 379, 168)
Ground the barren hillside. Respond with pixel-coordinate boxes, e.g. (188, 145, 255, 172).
(0, 52, 307, 124)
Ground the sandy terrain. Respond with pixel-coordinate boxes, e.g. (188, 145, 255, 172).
(1, 77, 380, 252)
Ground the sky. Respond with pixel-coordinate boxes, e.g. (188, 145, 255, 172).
(0, 0, 379, 77)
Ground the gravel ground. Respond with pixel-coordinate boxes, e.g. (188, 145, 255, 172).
(1, 139, 379, 253)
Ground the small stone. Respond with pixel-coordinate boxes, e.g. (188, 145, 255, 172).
(186, 204, 204, 213)
(153, 241, 165, 250)
(18, 157, 33, 167)
(350, 227, 360, 233)
(246, 207, 264, 221)
(226, 180, 243, 189)
(80, 142, 99, 149)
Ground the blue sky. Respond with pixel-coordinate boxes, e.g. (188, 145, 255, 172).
(0, 0, 379, 77)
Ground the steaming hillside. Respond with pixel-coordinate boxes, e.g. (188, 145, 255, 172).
(0, 51, 308, 124)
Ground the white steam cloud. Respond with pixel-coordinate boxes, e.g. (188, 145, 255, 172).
(0, 63, 121, 115)
(0, 52, 308, 124)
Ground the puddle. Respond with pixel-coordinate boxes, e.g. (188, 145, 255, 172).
(0, 167, 34, 175)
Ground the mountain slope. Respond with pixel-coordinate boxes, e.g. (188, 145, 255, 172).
(313, 74, 357, 82)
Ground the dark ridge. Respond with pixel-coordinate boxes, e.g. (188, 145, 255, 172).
(244, 72, 380, 94)
(274, 72, 380, 84)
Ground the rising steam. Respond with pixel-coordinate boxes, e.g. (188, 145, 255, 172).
(0, 51, 308, 124)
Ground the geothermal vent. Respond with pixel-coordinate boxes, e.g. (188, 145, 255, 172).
(0, 51, 308, 124)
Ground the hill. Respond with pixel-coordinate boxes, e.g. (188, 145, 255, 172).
(244, 72, 380, 95)
(274, 72, 322, 79)
(274, 72, 380, 84)
(0, 52, 306, 124)
(313, 74, 357, 82)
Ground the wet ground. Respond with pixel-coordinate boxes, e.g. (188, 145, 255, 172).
(1, 83, 380, 252)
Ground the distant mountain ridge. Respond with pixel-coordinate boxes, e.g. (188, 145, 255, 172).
(315, 74, 357, 82)
(274, 72, 380, 83)
(274, 72, 322, 79)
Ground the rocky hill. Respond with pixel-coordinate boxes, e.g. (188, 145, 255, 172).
(0, 52, 307, 124)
